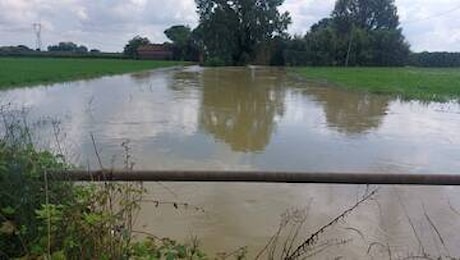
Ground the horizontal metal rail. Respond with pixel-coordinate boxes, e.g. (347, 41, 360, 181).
(52, 170, 460, 186)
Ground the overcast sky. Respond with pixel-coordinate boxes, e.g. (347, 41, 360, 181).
(1, 0, 460, 52)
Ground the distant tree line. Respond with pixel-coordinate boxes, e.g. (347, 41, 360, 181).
(0, 45, 35, 55)
(47, 42, 101, 54)
(408, 52, 460, 67)
(0, 42, 100, 55)
(0, 44, 123, 59)
(130, 0, 411, 67)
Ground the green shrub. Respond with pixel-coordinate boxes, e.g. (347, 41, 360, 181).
(0, 113, 210, 259)
(0, 120, 73, 258)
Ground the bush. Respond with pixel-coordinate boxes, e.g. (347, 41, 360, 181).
(0, 115, 73, 257)
(0, 112, 208, 259)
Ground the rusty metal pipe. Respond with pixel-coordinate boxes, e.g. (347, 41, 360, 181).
(52, 170, 460, 186)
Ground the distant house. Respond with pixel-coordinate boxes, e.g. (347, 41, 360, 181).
(137, 44, 172, 60)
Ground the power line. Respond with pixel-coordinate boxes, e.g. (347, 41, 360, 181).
(404, 5, 460, 24)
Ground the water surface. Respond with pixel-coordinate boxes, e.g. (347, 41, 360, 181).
(2, 66, 460, 258)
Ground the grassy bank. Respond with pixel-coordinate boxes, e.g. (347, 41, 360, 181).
(0, 57, 187, 89)
(295, 67, 460, 102)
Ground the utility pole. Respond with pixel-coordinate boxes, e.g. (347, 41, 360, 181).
(344, 24, 354, 67)
(33, 23, 42, 51)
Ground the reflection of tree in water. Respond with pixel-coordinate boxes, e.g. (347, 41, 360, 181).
(129, 70, 158, 85)
(199, 68, 285, 152)
(167, 67, 202, 92)
(130, 68, 202, 94)
(307, 87, 391, 135)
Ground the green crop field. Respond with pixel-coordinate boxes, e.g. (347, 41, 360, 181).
(0, 57, 187, 89)
(296, 67, 460, 102)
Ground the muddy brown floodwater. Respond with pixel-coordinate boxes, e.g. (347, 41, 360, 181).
(1, 66, 460, 258)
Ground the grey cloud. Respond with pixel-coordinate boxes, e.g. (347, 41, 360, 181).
(0, 0, 460, 52)
(281, 0, 334, 35)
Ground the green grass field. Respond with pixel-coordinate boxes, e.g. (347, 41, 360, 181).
(296, 67, 460, 102)
(0, 57, 187, 88)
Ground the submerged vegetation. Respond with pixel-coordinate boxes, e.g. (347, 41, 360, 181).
(0, 58, 187, 89)
(296, 67, 460, 102)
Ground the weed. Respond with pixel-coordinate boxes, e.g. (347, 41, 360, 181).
(257, 188, 379, 260)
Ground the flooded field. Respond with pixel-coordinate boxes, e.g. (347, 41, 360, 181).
(1, 66, 460, 258)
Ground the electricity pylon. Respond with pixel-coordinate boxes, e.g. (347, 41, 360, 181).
(33, 23, 42, 51)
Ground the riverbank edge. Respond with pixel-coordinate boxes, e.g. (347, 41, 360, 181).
(0, 58, 191, 89)
(292, 67, 460, 102)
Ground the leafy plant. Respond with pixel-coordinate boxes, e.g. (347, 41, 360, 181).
(0, 114, 73, 257)
(0, 110, 212, 259)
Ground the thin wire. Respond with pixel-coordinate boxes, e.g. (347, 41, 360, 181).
(404, 4, 460, 24)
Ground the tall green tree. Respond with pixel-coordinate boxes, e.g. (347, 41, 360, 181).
(331, 0, 409, 66)
(304, 18, 340, 65)
(123, 36, 150, 59)
(164, 25, 192, 48)
(332, 0, 399, 31)
(292, 0, 409, 66)
(164, 25, 192, 60)
(195, 0, 291, 65)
